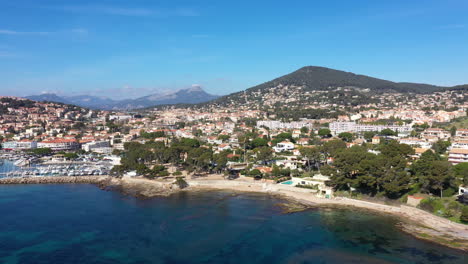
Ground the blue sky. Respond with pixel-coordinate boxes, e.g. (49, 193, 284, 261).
(1, 0, 467, 99)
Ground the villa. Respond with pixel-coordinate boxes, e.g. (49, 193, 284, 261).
(273, 141, 295, 152)
(280, 174, 333, 198)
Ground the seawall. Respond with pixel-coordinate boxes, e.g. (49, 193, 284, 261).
(0, 176, 109, 184)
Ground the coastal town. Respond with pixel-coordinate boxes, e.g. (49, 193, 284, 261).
(1, 87, 468, 230)
(3, 0, 468, 262)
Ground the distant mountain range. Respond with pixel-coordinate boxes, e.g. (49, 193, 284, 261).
(26, 86, 219, 110)
(26, 66, 467, 110)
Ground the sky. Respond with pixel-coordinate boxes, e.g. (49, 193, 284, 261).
(0, 0, 467, 99)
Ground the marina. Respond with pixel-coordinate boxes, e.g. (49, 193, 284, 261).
(0, 157, 112, 179)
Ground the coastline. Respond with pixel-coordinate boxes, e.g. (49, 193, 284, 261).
(1, 175, 468, 251)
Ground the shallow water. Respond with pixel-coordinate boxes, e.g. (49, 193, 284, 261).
(0, 184, 466, 263)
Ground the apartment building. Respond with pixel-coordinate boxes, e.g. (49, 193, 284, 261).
(37, 139, 79, 151)
(448, 148, 468, 164)
(421, 128, 450, 140)
(329, 122, 412, 135)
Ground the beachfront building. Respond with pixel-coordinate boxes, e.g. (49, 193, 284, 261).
(280, 174, 333, 198)
(37, 138, 80, 151)
(1, 140, 37, 150)
(448, 148, 468, 164)
(82, 141, 112, 154)
(1, 141, 17, 151)
(16, 140, 38, 150)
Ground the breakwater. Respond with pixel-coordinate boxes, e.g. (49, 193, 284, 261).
(0, 176, 181, 198)
(0, 176, 109, 185)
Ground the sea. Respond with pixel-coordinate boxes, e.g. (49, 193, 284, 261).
(0, 160, 467, 263)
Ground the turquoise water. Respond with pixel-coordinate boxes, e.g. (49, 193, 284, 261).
(281, 180, 294, 185)
(0, 160, 466, 263)
(0, 183, 467, 264)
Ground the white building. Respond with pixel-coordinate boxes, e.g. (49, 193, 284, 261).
(451, 140, 468, 150)
(456, 129, 468, 139)
(109, 115, 132, 121)
(82, 141, 111, 152)
(448, 148, 468, 164)
(280, 174, 333, 198)
(329, 122, 356, 134)
(398, 138, 432, 148)
(273, 141, 295, 152)
(421, 128, 450, 140)
(1, 141, 17, 150)
(257, 120, 314, 130)
(1, 140, 37, 150)
(329, 121, 412, 135)
(16, 140, 38, 150)
(37, 139, 79, 151)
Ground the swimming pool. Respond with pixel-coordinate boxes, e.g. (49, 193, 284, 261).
(280, 180, 294, 185)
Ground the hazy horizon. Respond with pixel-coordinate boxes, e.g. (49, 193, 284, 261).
(1, 0, 468, 99)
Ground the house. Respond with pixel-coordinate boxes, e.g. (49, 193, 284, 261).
(412, 148, 432, 159)
(353, 138, 365, 145)
(256, 167, 272, 174)
(217, 144, 231, 152)
(227, 153, 240, 160)
(292, 129, 301, 138)
(372, 136, 380, 144)
(275, 157, 300, 170)
(296, 138, 310, 146)
(273, 141, 295, 152)
(207, 136, 222, 145)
